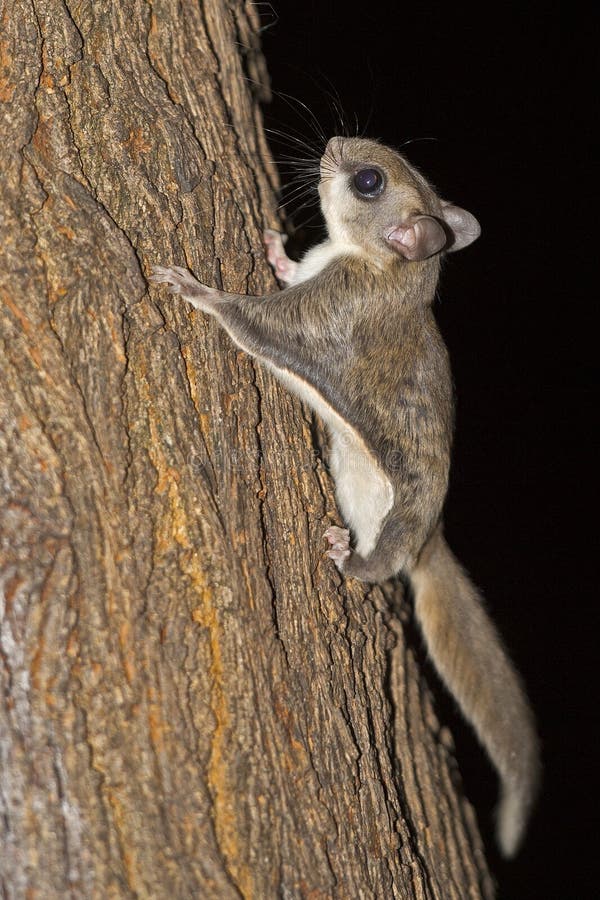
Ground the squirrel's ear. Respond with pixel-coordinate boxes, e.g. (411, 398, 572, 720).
(440, 203, 481, 252)
(387, 215, 447, 261)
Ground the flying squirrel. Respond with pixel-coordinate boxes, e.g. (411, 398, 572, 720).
(150, 136, 540, 858)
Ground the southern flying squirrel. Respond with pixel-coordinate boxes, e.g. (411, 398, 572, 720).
(150, 136, 540, 858)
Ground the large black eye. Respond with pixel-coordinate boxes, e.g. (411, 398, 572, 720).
(353, 167, 384, 198)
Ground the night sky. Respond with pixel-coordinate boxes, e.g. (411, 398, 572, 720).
(260, 5, 592, 898)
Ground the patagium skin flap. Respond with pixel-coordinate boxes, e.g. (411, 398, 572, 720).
(150, 135, 540, 858)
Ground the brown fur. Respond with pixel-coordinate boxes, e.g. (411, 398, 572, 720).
(151, 136, 539, 857)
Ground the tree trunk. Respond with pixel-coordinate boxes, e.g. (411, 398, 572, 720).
(0, 1, 494, 897)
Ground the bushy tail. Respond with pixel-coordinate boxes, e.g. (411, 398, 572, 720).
(410, 529, 540, 857)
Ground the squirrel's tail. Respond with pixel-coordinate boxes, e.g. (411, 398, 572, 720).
(410, 528, 540, 857)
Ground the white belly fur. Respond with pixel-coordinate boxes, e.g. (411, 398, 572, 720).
(289, 237, 363, 285)
(266, 237, 392, 556)
(269, 365, 393, 557)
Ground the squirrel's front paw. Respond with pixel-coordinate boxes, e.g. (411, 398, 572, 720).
(263, 230, 297, 285)
(150, 265, 216, 310)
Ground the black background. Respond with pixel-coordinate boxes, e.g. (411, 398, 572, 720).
(260, 4, 594, 898)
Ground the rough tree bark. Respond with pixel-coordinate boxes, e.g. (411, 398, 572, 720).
(0, 1, 495, 897)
